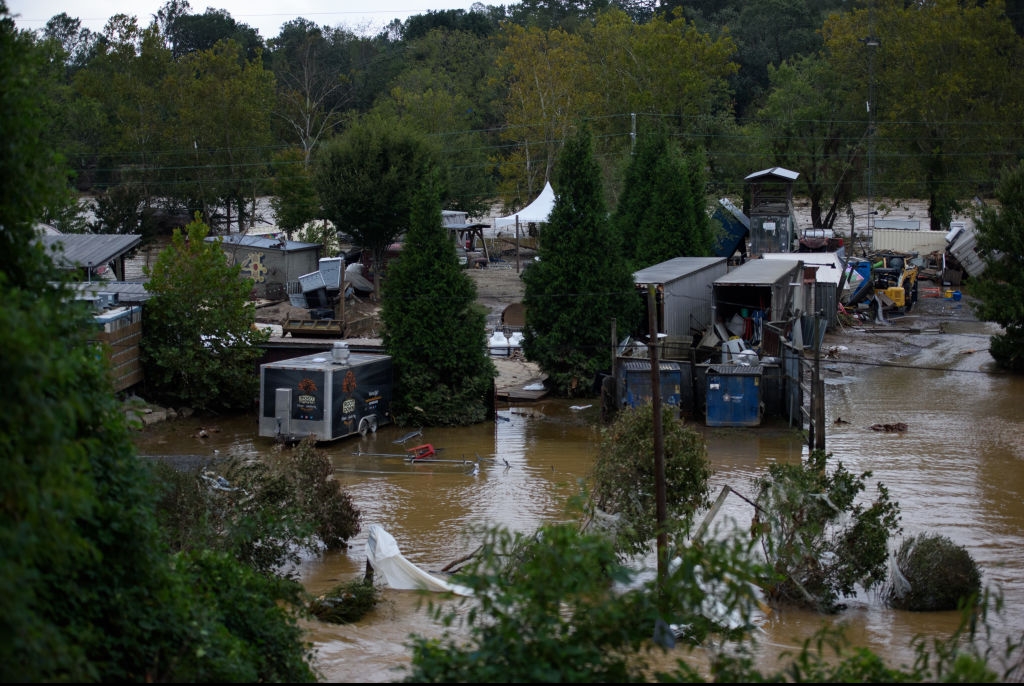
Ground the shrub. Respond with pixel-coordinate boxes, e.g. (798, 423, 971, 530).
(887, 533, 982, 611)
(309, 579, 381, 624)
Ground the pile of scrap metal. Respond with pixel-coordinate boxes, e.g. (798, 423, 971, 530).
(840, 250, 920, 320)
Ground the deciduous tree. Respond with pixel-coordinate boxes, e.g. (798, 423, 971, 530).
(141, 215, 269, 412)
(314, 115, 444, 301)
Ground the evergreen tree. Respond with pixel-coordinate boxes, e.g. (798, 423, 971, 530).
(381, 173, 496, 425)
(141, 216, 269, 412)
(971, 162, 1024, 372)
(521, 125, 640, 398)
(614, 127, 714, 270)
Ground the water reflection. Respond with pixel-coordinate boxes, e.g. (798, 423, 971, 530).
(132, 333, 1024, 681)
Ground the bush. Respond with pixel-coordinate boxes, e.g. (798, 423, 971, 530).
(887, 533, 982, 611)
(309, 579, 381, 624)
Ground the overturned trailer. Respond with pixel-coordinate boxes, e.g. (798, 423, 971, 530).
(259, 343, 393, 443)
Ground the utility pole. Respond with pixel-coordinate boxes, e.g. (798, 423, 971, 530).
(647, 286, 667, 591)
(863, 34, 880, 240)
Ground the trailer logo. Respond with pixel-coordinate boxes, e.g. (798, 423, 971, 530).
(297, 377, 319, 410)
(342, 370, 357, 394)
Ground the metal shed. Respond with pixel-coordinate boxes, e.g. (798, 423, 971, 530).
(37, 234, 142, 281)
(208, 234, 321, 300)
(712, 258, 804, 351)
(633, 257, 728, 343)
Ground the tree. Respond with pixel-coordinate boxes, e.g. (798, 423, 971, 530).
(613, 126, 715, 269)
(141, 215, 269, 412)
(0, 8, 315, 679)
(381, 174, 496, 425)
(750, 54, 860, 231)
(970, 161, 1024, 372)
(164, 40, 275, 233)
(371, 25, 502, 217)
(314, 115, 444, 301)
(405, 521, 1014, 682)
(588, 403, 713, 558)
(753, 449, 902, 613)
(823, 0, 1024, 229)
(270, 146, 321, 239)
(268, 19, 359, 165)
(405, 522, 768, 682)
(521, 125, 640, 397)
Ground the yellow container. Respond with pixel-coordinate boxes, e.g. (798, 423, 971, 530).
(943, 288, 954, 299)
(884, 286, 906, 308)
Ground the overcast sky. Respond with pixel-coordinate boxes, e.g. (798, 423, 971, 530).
(7, 1, 483, 40)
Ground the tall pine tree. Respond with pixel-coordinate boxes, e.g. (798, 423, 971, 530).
(614, 127, 714, 270)
(522, 125, 640, 398)
(381, 174, 496, 424)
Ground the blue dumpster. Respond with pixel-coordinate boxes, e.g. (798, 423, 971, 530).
(705, 364, 763, 427)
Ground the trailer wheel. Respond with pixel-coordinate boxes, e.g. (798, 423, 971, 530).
(358, 417, 371, 437)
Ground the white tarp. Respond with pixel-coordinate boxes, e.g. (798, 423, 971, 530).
(365, 524, 473, 596)
(494, 181, 555, 229)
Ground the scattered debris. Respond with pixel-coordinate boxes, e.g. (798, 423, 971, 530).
(870, 422, 908, 433)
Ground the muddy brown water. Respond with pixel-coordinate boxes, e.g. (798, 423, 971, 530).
(132, 313, 1024, 682)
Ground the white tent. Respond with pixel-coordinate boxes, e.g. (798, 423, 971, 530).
(494, 181, 555, 229)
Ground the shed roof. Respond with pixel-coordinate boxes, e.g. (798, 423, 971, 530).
(68, 280, 153, 303)
(38, 234, 142, 270)
(206, 234, 320, 252)
(714, 258, 802, 286)
(744, 167, 800, 183)
(762, 252, 843, 285)
(633, 257, 727, 285)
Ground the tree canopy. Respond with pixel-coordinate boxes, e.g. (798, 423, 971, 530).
(381, 173, 496, 425)
(521, 125, 640, 397)
(0, 9, 316, 679)
(314, 115, 444, 300)
(970, 161, 1024, 372)
(141, 216, 269, 412)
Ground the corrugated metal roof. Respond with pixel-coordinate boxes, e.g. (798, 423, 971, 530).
(38, 234, 142, 269)
(634, 257, 727, 285)
(715, 258, 802, 286)
(69, 281, 153, 303)
(206, 234, 320, 252)
(744, 167, 800, 182)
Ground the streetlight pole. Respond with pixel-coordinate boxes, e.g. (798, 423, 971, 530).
(864, 36, 880, 240)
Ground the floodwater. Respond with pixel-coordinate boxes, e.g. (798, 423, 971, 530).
(132, 314, 1024, 682)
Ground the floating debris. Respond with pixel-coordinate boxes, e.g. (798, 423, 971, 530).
(871, 422, 908, 432)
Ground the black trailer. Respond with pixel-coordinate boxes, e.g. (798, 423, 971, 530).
(259, 343, 393, 443)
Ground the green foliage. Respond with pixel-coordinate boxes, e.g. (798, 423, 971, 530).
(970, 161, 1024, 372)
(521, 125, 640, 397)
(753, 450, 902, 613)
(141, 216, 269, 412)
(381, 173, 496, 425)
(152, 436, 361, 574)
(588, 403, 713, 558)
(0, 13, 316, 676)
(314, 115, 444, 300)
(405, 521, 1020, 683)
(270, 146, 321, 239)
(614, 126, 714, 269)
(404, 523, 660, 682)
(309, 578, 381, 624)
(887, 533, 982, 612)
